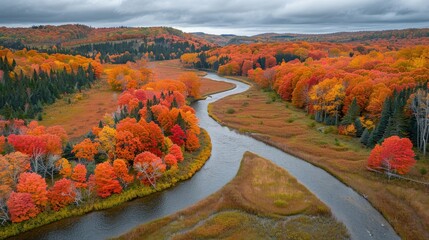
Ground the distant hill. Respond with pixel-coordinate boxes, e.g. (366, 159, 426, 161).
(0, 24, 214, 48)
(0, 25, 215, 63)
(192, 28, 429, 46)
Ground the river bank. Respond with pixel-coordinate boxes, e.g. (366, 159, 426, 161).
(115, 152, 349, 240)
(209, 77, 429, 239)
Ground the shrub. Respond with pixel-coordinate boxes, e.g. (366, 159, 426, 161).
(226, 108, 236, 114)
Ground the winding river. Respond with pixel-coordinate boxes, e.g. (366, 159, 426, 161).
(11, 73, 399, 240)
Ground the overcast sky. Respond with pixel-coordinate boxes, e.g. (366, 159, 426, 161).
(0, 0, 428, 35)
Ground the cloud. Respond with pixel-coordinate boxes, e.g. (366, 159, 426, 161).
(0, 0, 428, 35)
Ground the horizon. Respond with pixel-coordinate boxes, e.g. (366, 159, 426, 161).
(0, 0, 428, 36)
(1, 23, 428, 37)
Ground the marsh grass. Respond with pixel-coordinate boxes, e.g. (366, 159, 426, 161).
(114, 152, 348, 240)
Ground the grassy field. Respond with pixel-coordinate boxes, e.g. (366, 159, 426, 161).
(115, 152, 349, 240)
(209, 85, 429, 240)
(40, 65, 118, 141)
(40, 60, 234, 142)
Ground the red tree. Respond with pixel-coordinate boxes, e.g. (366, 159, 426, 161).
(164, 154, 177, 167)
(48, 178, 76, 211)
(7, 192, 39, 223)
(169, 144, 184, 162)
(170, 124, 186, 146)
(367, 136, 416, 174)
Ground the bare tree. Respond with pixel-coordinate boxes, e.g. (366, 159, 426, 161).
(0, 199, 9, 226)
(134, 161, 163, 189)
(411, 89, 429, 155)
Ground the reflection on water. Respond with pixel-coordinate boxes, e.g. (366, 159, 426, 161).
(11, 73, 399, 240)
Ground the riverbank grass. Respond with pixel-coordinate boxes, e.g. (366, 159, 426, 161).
(0, 129, 211, 240)
(114, 152, 349, 240)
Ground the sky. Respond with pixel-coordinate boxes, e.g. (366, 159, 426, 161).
(0, 0, 428, 35)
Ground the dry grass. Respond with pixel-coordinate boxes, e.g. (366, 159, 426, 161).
(40, 66, 118, 142)
(114, 152, 349, 240)
(210, 86, 429, 240)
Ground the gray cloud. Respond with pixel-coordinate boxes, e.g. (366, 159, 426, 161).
(0, 0, 428, 35)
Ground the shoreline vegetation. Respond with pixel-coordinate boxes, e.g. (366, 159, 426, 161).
(115, 152, 349, 240)
(0, 129, 212, 240)
(208, 77, 429, 240)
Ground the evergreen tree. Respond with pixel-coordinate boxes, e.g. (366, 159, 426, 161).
(341, 98, 360, 125)
(360, 129, 370, 146)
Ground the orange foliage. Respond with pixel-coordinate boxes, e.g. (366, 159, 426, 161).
(164, 154, 178, 167)
(72, 138, 100, 162)
(71, 164, 87, 188)
(16, 172, 48, 209)
(113, 159, 134, 188)
(185, 131, 200, 152)
(94, 162, 122, 198)
(178, 72, 201, 98)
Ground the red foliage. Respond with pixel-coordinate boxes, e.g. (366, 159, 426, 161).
(367, 136, 416, 174)
(7, 192, 39, 223)
(170, 124, 186, 146)
(48, 178, 76, 211)
(164, 154, 178, 167)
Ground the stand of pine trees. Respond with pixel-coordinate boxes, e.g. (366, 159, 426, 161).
(360, 84, 427, 149)
(0, 56, 96, 119)
(32, 38, 211, 63)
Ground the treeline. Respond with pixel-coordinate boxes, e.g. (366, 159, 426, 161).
(0, 56, 97, 119)
(31, 38, 211, 64)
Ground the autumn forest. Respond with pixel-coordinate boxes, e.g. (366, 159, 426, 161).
(0, 19, 428, 240)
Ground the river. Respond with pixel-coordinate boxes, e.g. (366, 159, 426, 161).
(11, 73, 399, 240)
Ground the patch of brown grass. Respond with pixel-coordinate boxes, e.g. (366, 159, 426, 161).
(210, 85, 429, 240)
(40, 68, 118, 142)
(114, 152, 348, 240)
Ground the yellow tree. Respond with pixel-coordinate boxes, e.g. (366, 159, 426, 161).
(309, 78, 345, 124)
(178, 72, 201, 99)
(97, 126, 117, 160)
